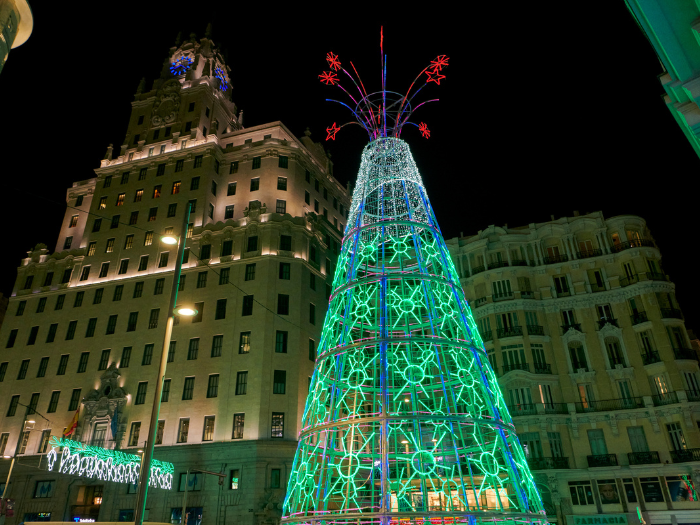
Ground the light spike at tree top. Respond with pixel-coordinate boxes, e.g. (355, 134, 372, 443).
(317, 30, 449, 141)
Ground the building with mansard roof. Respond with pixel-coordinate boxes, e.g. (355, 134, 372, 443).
(0, 35, 349, 525)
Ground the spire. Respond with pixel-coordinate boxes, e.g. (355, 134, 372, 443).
(175, 32, 182, 46)
(136, 77, 146, 94)
(205, 23, 213, 40)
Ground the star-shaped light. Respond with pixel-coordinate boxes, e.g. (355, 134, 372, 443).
(326, 52, 341, 71)
(426, 69, 446, 85)
(429, 55, 449, 72)
(419, 122, 430, 139)
(326, 122, 340, 141)
(319, 71, 339, 85)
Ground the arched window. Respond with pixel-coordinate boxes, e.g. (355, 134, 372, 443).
(568, 341, 588, 372)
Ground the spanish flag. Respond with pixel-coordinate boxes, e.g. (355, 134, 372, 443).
(64, 408, 79, 437)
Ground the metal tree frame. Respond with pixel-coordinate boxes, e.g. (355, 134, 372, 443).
(283, 40, 547, 525)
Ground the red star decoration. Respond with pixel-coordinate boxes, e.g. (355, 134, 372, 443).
(326, 52, 341, 71)
(419, 122, 430, 139)
(426, 69, 446, 85)
(429, 55, 449, 72)
(326, 122, 340, 141)
(319, 71, 339, 85)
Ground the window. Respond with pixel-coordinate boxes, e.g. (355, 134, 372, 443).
(247, 235, 258, 251)
(310, 303, 316, 324)
(77, 352, 89, 373)
(133, 382, 148, 405)
(55, 294, 66, 310)
(38, 429, 52, 453)
(278, 294, 290, 315)
(232, 414, 245, 439)
(167, 203, 177, 217)
(134, 189, 144, 204)
(193, 302, 204, 323)
(273, 370, 286, 394)
(178, 418, 189, 443)
(118, 259, 129, 275)
(245, 263, 256, 281)
(554, 275, 570, 296)
(225, 204, 234, 218)
(280, 235, 292, 251)
(182, 377, 195, 400)
(98, 349, 110, 370)
(203, 416, 215, 440)
(314, 199, 319, 212)
(276, 199, 286, 214)
(106, 314, 118, 335)
(6, 329, 17, 348)
(18, 359, 29, 379)
(65, 320, 77, 340)
(210, 299, 227, 321)
(178, 275, 186, 291)
(158, 252, 169, 268)
(120, 347, 132, 368)
(569, 481, 595, 505)
(236, 371, 248, 395)
(309, 339, 316, 361)
(161, 379, 170, 402)
(242, 295, 254, 316)
(63, 236, 73, 250)
(155, 420, 165, 445)
(129, 422, 141, 446)
(228, 179, 237, 194)
(239, 332, 251, 354)
(305, 190, 310, 205)
(138, 255, 149, 271)
(99, 262, 110, 278)
(200, 243, 212, 259)
(168, 341, 176, 362)
(156, 163, 165, 176)
(68, 388, 81, 410)
(148, 207, 157, 221)
(142, 344, 154, 365)
(640, 477, 664, 503)
(79, 266, 91, 281)
(57, 355, 69, 375)
(33, 481, 55, 499)
(252, 156, 261, 170)
(7, 396, 20, 417)
(271, 413, 284, 438)
(188, 338, 199, 360)
(211, 335, 223, 357)
(133, 282, 144, 298)
(667, 422, 686, 451)
(92, 217, 102, 233)
(208, 203, 214, 219)
(323, 187, 328, 200)
(85, 317, 97, 337)
(276, 331, 288, 353)
(111, 215, 120, 229)
(37, 357, 49, 377)
(37, 297, 47, 313)
(194, 155, 203, 168)
(197, 271, 208, 288)
(124, 234, 134, 249)
(190, 176, 200, 190)
(207, 375, 219, 398)
(221, 240, 233, 257)
(16, 300, 26, 316)
(151, 278, 164, 296)
(148, 308, 160, 329)
(250, 177, 260, 191)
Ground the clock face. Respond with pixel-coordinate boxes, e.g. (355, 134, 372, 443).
(170, 56, 193, 76)
(214, 67, 229, 91)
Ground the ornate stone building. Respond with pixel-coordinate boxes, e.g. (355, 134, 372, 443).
(447, 211, 699, 525)
(0, 35, 349, 525)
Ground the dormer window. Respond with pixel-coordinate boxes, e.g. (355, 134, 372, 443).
(137, 115, 144, 125)
(188, 102, 195, 112)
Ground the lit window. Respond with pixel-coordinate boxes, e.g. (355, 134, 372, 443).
(69, 215, 79, 227)
(116, 193, 125, 206)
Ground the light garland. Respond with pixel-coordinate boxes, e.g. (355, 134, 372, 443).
(46, 437, 173, 490)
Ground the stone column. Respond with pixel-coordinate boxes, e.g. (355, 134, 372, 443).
(465, 253, 472, 276)
(505, 244, 512, 265)
(482, 248, 488, 270)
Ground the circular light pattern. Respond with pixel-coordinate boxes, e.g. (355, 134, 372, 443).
(283, 138, 547, 525)
(214, 67, 229, 91)
(170, 55, 193, 76)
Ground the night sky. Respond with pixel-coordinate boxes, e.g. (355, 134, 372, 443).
(2, 4, 698, 330)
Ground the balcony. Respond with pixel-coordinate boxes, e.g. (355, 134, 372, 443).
(527, 324, 544, 336)
(489, 260, 509, 269)
(561, 323, 582, 334)
(631, 312, 649, 325)
(577, 248, 603, 259)
(608, 356, 627, 368)
(503, 362, 530, 375)
(575, 397, 645, 413)
(508, 403, 537, 416)
(471, 265, 486, 275)
(481, 330, 493, 342)
(611, 239, 655, 253)
(670, 448, 700, 463)
(497, 326, 523, 338)
(521, 290, 536, 299)
(544, 403, 569, 414)
(527, 457, 570, 470)
(627, 451, 661, 465)
(474, 297, 487, 307)
(493, 291, 514, 302)
(645, 272, 667, 282)
(511, 259, 528, 266)
(571, 360, 589, 372)
(674, 348, 698, 361)
(543, 254, 569, 264)
(620, 275, 639, 287)
(661, 308, 683, 320)
(652, 391, 679, 406)
(590, 283, 607, 293)
(597, 317, 619, 329)
(641, 351, 661, 365)
(533, 363, 552, 374)
(687, 390, 700, 402)
(556, 290, 572, 298)
(588, 454, 618, 467)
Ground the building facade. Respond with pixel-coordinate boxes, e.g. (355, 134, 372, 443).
(447, 211, 700, 525)
(0, 0, 32, 75)
(0, 36, 350, 525)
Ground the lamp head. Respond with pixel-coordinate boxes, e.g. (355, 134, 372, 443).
(175, 305, 198, 317)
(161, 235, 178, 245)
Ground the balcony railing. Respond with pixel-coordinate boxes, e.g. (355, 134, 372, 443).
(670, 448, 700, 463)
(674, 348, 698, 361)
(511, 259, 528, 266)
(577, 248, 603, 259)
(481, 330, 493, 342)
(493, 291, 514, 302)
(527, 457, 570, 470)
(507, 403, 537, 416)
(571, 361, 589, 372)
(627, 451, 660, 465)
(687, 390, 700, 402)
(587, 454, 618, 467)
(611, 239, 655, 253)
(575, 397, 645, 413)
(497, 326, 523, 338)
(608, 356, 627, 368)
(503, 362, 530, 375)
(533, 363, 552, 374)
(590, 283, 607, 293)
(471, 265, 486, 275)
(652, 391, 679, 406)
(544, 403, 569, 414)
(527, 324, 544, 336)
(597, 317, 618, 329)
(556, 290, 572, 298)
(543, 254, 569, 264)
(561, 323, 582, 334)
(631, 312, 649, 325)
(521, 290, 536, 299)
(641, 351, 661, 365)
(620, 275, 639, 287)
(489, 261, 509, 269)
(474, 297, 487, 307)
(661, 308, 683, 320)
(645, 272, 667, 282)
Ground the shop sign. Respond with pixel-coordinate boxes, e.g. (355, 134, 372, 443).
(567, 515, 629, 525)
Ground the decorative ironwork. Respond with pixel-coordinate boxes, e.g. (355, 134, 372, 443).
(631, 312, 649, 325)
(641, 351, 661, 365)
(587, 454, 618, 467)
(620, 275, 639, 287)
(575, 397, 645, 413)
(597, 317, 618, 329)
(493, 291, 514, 302)
(497, 326, 523, 338)
(661, 308, 684, 320)
(611, 239, 655, 252)
(652, 392, 679, 406)
(576, 248, 603, 259)
(508, 404, 538, 416)
(542, 254, 569, 264)
(561, 323, 581, 334)
(543, 403, 569, 415)
(502, 363, 530, 375)
(527, 325, 544, 336)
(673, 348, 698, 361)
(521, 291, 536, 299)
(627, 451, 660, 465)
(670, 448, 700, 463)
(533, 363, 552, 375)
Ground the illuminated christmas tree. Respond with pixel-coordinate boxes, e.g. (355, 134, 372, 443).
(282, 36, 547, 525)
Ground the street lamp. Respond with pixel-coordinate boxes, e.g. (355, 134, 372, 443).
(133, 203, 193, 525)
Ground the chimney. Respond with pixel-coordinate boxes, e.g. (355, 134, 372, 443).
(573, 210, 580, 217)
(550, 215, 555, 221)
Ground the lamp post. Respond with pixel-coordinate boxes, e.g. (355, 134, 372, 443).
(133, 203, 194, 525)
